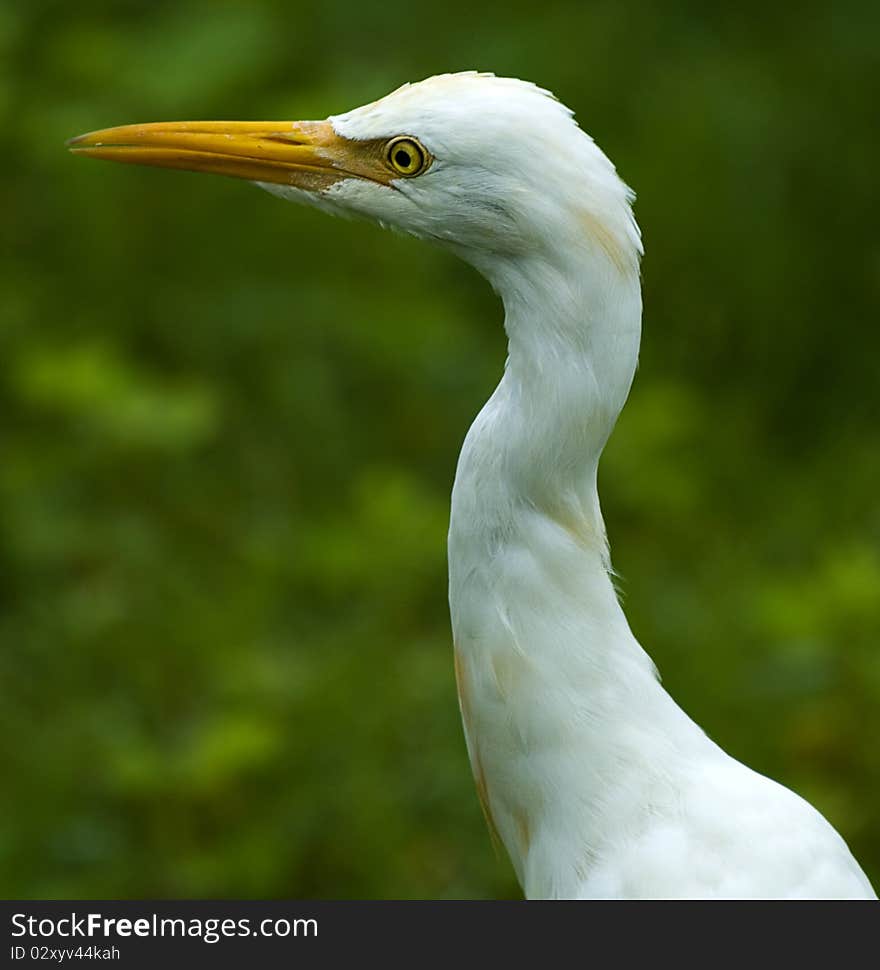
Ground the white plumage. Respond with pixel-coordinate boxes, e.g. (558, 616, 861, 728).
(71, 72, 876, 899)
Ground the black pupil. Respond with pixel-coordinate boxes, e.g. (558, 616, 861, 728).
(395, 148, 413, 169)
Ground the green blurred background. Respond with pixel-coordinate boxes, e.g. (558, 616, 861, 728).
(2, 0, 878, 898)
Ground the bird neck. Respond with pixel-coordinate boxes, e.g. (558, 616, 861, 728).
(452, 244, 643, 566)
(500, 247, 642, 494)
(448, 243, 709, 896)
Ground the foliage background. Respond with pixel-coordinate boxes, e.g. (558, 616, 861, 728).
(2, 0, 878, 898)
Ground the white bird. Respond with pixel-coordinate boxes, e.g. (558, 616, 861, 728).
(69, 72, 877, 900)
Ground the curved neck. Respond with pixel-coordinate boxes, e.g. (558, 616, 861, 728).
(500, 250, 642, 469)
(448, 243, 709, 897)
(453, 247, 642, 545)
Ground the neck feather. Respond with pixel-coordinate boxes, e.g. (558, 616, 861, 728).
(453, 240, 643, 560)
(448, 231, 709, 897)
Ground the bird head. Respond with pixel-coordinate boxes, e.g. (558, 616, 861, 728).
(68, 72, 641, 278)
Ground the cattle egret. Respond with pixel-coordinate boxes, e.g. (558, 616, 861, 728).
(69, 72, 877, 900)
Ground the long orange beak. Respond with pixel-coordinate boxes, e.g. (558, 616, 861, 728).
(67, 119, 390, 190)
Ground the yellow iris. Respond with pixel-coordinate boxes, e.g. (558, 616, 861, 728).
(385, 136, 430, 177)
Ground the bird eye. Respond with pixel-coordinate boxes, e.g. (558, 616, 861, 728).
(385, 136, 429, 177)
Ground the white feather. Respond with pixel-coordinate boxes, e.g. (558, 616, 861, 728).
(268, 73, 876, 900)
